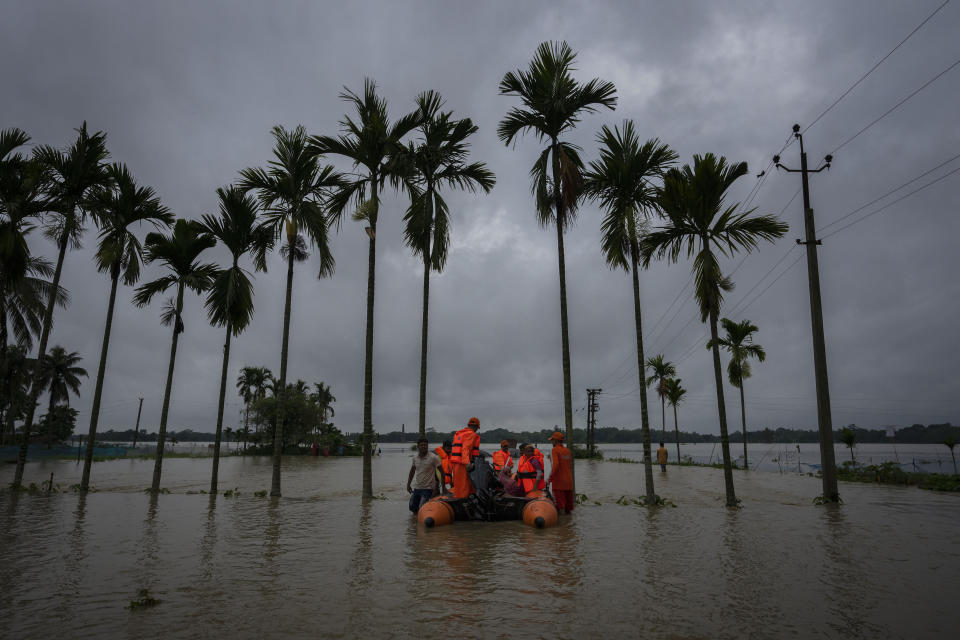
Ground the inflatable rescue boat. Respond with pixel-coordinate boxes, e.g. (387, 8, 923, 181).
(417, 455, 559, 528)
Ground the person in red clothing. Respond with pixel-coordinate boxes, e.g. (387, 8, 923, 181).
(491, 440, 513, 473)
(547, 431, 574, 513)
(450, 417, 480, 499)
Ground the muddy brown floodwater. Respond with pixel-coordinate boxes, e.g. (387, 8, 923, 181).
(1, 449, 959, 639)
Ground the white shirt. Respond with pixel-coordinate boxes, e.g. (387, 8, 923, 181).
(410, 452, 441, 490)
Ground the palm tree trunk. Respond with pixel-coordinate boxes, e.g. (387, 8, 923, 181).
(362, 212, 377, 500)
(152, 284, 184, 493)
(661, 394, 666, 441)
(709, 297, 737, 507)
(271, 246, 296, 497)
(14, 226, 69, 488)
(80, 268, 120, 491)
(630, 243, 655, 502)
(740, 383, 748, 470)
(673, 403, 680, 462)
(551, 143, 575, 491)
(417, 251, 430, 440)
(211, 321, 231, 494)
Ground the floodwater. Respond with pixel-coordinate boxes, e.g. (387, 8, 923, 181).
(2, 448, 959, 639)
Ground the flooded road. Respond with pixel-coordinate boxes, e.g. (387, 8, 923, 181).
(2, 450, 959, 639)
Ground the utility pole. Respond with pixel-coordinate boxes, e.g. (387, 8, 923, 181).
(774, 124, 839, 502)
(132, 397, 143, 449)
(586, 388, 601, 456)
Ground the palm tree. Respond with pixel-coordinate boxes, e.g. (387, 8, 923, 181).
(944, 436, 957, 475)
(240, 125, 339, 497)
(133, 219, 216, 492)
(839, 427, 856, 465)
(398, 90, 495, 439)
(201, 186, 272, 494)
(499, 41, 617, 473)
(583, 122, 676, 501)
(237, 365, 273, 443)
(311, 79, 420, 499)
(709, 317, 766, 469)
(642, 153, 788, 506)
(14, 122, 111, 488)
(311, 381, 336, 431)
(38, 346, 87, 442)
(664, 377, 687, 462)
(80, 163, 172, 490)
(645, 354, 677, 443)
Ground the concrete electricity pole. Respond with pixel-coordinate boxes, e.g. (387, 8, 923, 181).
(132, 396, 144, 448)
(586, 388, 601, 456)
(774, 124, 839, 502)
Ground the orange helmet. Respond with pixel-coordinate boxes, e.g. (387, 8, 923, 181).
(467, 417, 480, 427)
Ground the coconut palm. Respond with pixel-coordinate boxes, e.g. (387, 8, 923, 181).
(709, 317, 766, 469)
(583, 122, 676, 501)
(664, 377, 687, 462)
(499, 40, 617, 469)
(398, 90, 495, 439)
(13, 122, 111, 488)
(201, 186, 272, 494)
(642, 153, 788, 506)
(37, 345, 87, 443)
(133, 219, 216, 492)
(240, 125, 339, 497)
(80, 163, 172, 490)
(310, 79, 420, 499)
(645, 354, 677, 444)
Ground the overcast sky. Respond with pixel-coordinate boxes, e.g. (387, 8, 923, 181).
(3, 0, 958, 437)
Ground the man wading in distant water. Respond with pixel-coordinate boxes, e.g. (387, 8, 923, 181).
(407, 437, 442, 513)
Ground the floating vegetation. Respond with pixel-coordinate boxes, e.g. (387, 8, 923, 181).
(254, 490, 267, 498)
(142, 488, 170, 494)
(222, 487, 240, 497)
(607, 457, 638, 464)
(127, 589, 160, 610)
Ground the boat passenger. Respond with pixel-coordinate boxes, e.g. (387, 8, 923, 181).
(491, 440, 513, 473)
(515, 444, 545, 494)
(450, 417, 480, 498)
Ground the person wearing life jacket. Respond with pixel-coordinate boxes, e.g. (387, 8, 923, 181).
(434, 440, 454, 492)
(547, 431, 574, 514)
(450, 417, 481, 499)
(515, 444, 545, 495)
(491, 440, 513, 473)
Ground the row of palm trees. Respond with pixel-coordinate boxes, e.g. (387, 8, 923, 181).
(4, 40, 794, 505)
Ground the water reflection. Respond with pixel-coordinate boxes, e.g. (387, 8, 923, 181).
(820, 505, 881, 639)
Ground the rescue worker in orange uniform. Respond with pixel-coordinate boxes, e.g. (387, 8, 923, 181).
(547, 431, 574, 513)
(434, 440, 454, 493)
(491, 440, 513, 473)
(515, 443, 545, 495)
(450, 417, 480, 499)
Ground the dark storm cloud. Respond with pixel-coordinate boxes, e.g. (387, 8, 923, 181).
(2, 0, 957, 436)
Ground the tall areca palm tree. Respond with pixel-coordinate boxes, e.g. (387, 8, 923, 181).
(583, 121, 675, 502)
(642, 153, 788, 506)
(133, 219, 216, 493)
(499, 41, 617, 470)
(240, 125, 339, 497)
(645, 354, 676, 442)
(80, 163, 172, 490)
(664, 377, 687, 462)
(399, 90, 495, 439)
(709, 317, 766, 469)
(14, 122, 111, 488)
(201, 186, 272, 494)
(311, 79, 420, 499)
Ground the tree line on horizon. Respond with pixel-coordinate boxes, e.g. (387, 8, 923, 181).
(4, 39, 842, 506)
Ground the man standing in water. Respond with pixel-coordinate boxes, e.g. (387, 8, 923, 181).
(450, 417, 480, 498)
(547, 431, 573, 514)
(407, 437, 442, 513)
(657, 442, 669, 472)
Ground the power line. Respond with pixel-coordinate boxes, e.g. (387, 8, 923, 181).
(830, 55, 960, 156)
(803, 0, 952, 134)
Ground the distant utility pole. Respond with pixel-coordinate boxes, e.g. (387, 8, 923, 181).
(586, 388, 602, 456)
(132, 397, 143, 448)
(774, 124, 839, 503)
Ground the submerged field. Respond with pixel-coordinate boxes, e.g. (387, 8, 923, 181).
(2, 450, 959, 639)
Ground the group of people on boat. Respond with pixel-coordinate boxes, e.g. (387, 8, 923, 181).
(406, 417, 575, 515)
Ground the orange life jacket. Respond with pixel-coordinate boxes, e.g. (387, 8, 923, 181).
(451, 428, 479, 464)
(491, 449, 513, 472)
(516, 455, 545, 493)
(434, 447, 454, 486)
